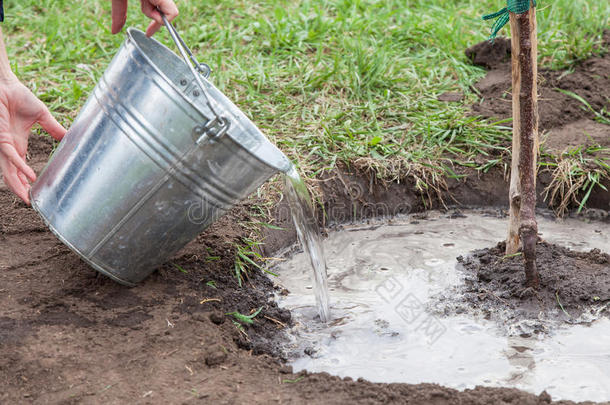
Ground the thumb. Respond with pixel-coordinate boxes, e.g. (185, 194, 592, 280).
(38, 108, 67, 141)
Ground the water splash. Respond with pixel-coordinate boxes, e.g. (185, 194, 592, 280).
(283, 166, 331, 322)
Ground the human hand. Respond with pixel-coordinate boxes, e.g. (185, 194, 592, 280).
(0, 77, 66, 204)
(111, 0, 179, 37)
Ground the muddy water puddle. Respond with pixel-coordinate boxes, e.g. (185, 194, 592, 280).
(272, 210, 610, 402)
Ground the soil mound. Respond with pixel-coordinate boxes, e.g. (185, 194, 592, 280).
(465, 36, 511, 69)
(445, 241, 610, 335)
(466, 31, 610, 153)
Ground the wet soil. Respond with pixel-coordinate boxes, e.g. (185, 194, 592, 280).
(274, 212, 610, 401)
(6, 142, 606, 405)
(450, 241, 610, 333)
(435, 32, 610, 336)
(2, 36, 610, 403)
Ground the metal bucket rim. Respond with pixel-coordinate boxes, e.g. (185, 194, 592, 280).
(125, 27, 291, 173)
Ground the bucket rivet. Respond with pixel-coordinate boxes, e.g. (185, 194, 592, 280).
(180, 79, 187, 86)
(193, 125, 205, 136)
(193, 90, 200, 97)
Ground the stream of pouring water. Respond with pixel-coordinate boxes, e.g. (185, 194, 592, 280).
(284, 166, 331, 322)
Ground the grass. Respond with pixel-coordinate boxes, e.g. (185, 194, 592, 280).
(226, 307, 264, 325)
(282, 376, 305, 384)
(556, 291, 571, 318)
(557, 89, 610, 126)
(542, 144, 610, 217)
(173, 263, 188, 274)
(4, 1, 609, 269)
(5, 1, 608, 178)
(233, 236, 278, 287)
(233, 237, 264, 287)
(540, 92, 610, 216)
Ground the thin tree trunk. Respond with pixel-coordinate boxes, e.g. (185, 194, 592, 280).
(507, 4, 540, 288)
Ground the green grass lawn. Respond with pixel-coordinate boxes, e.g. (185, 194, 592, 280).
(5, 0, 609, 201)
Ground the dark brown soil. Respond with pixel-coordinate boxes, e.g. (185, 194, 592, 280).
(466, 31, 610, 154)
(449, 241, 610, 330)
(4, 140, 607, 405)
(2, 36, 610, 403)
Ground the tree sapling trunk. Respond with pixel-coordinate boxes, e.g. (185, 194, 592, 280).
(506, 2, 540, 289)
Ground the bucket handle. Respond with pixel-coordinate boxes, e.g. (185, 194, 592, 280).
(160, 12, 230, 143)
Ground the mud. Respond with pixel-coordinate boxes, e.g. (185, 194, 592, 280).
(2, 35, 610, 403)
(273, 212, 610, 402)
(7, 140, 607, 404)
(450, 241, 610, 330)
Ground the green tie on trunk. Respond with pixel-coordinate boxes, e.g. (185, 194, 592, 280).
(483, 0, 537, 40)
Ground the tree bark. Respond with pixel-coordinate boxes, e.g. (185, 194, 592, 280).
(507, 4, 540, 288)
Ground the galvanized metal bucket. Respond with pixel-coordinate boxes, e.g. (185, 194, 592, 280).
(30, 23, 292, 286)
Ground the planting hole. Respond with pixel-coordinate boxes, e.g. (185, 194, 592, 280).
(272, 210, 610, 402)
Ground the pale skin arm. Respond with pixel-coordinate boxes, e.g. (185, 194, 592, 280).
(0, 1, 179, 204)
(111, 0, 179, 37)
(0, 28, 66, 204)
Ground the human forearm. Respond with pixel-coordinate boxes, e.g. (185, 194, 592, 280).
(0, 28, 16, 81)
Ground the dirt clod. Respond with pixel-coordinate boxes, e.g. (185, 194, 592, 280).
(204, 345, 228, 367)
(540, 391, 553, 403)
(209, 311, 225, 325)
(279, 365, 293, 374)
(437, 92, 464, 102)
(465, 36, 512, 69)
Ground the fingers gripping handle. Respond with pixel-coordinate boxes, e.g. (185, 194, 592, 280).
(159, 11, 230, 142)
